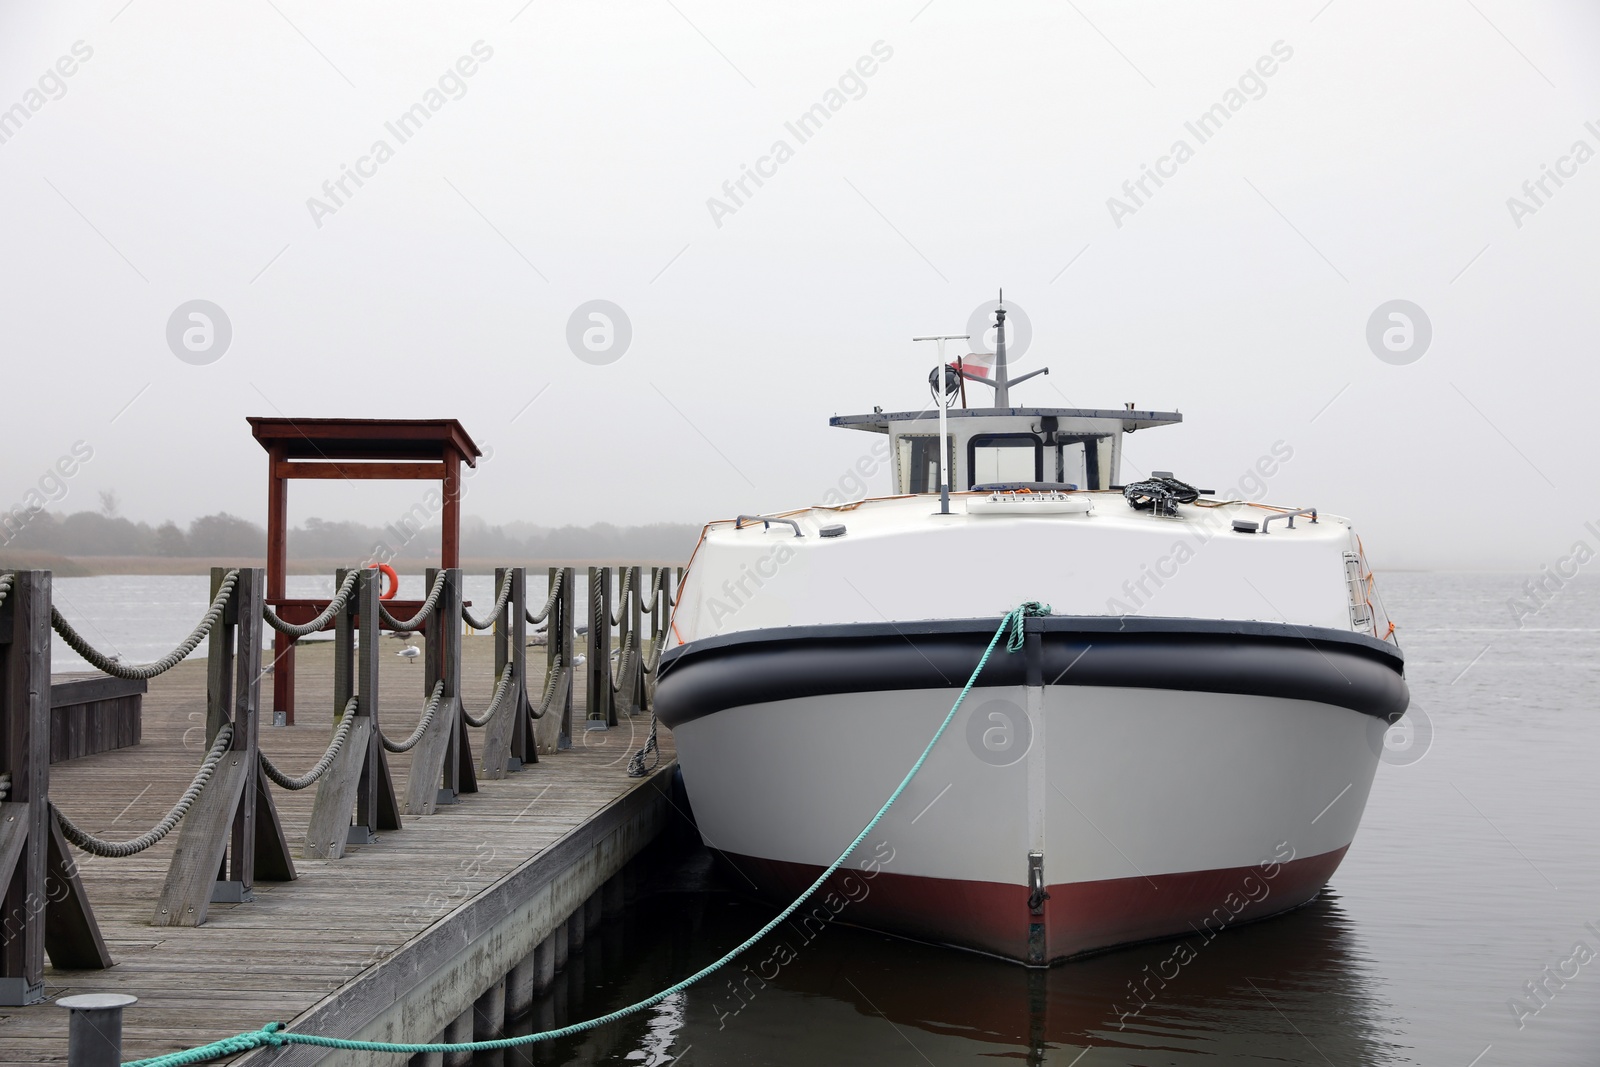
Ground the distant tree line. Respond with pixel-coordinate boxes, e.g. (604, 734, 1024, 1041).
(0, 509, 700, 562)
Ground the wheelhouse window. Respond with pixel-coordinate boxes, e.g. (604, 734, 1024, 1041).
(896, 434, 955, 494)
(968, 433, 1043, 487)
(1053, 435, 1112, 489)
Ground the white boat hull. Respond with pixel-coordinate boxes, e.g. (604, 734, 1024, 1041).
(657, 616, 1404, 964)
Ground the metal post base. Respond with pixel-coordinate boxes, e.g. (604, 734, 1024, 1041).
(345, 825, 377, 846)
(507, 757, 523, 772)
(436, 789, 458, 806)
(210, 881, 255, 904)
(272, 710, 287, 727)
(0, 977, 43, 1006)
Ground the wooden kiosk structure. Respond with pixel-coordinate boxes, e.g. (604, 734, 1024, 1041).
(248, 418, 482, 725)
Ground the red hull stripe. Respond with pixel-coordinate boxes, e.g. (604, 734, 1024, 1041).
(723, 845, 1350, 963)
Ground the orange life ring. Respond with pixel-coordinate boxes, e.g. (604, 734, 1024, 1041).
(369, 563, 400, 600)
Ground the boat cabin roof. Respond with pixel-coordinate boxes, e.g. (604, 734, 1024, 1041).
(830, 406, 1183, 433)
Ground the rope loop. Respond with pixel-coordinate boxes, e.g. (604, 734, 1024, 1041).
(380, 680, 445, 753)
(463, 571, 514, 631)
(462, 666, 515, 729)
(55, 726, 235, 857)
(609, 569, 633, 627)
(53, 571, 238, 680)
(262, 569, 360, 639)
(379, 571, 447, 632)
(259, 697, 358, 790)
(526, 570, 563, 625)
(528, 657, 566, 721)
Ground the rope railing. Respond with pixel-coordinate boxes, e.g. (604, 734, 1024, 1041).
(526, 569, 563, 625)
(638, 567, 666, 615)
(262, 569, 360, 639)
(609, 568, 633, 627)
(378, 570, 448, 632)
(380, 680, 445, 753)
(0, 771, 10, 802)
(463, 570, 514, 631)
(528, 657, 566, 721)
(462, 666, 515, 729)
(54, 726, 235, 858)
(642, 622, 667, 678)
(259, 698, 359, 791)
(0, 571, 12, 612)
(52, 571, 239, 681)
(608, 628, 637, 695)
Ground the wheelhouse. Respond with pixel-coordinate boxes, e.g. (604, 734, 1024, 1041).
(829, 407, 1183, 493)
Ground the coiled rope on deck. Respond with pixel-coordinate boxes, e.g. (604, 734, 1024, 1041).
(120, 601, 1052, 1067)
(262, 570, 360, 639)
(378, 571, 447, 632)
(380, 681, 445, 753)
(258, 698, 358, 791)
(55, 727, 235, 858)
(463, 571, 514, 631)
(53, 571, 238, 680)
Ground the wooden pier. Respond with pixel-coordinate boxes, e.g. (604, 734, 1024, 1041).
(0, 566, 679, 1065)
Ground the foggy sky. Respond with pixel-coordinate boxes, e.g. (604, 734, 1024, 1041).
(3, 0, 1598, 571)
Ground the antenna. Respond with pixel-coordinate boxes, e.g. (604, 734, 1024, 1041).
(912, 333, 970, 516)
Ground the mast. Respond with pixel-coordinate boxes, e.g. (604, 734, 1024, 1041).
(957, 288, 1047, 409)
(993, 293, 1010, 409)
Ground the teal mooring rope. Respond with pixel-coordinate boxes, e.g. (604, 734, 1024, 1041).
(124, 602, 1052, 1067)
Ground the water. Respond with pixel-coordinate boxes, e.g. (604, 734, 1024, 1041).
(507, 573, 1600, 1066)
(42, 572, 1600, 1062)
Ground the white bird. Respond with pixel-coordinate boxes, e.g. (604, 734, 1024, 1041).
(396, 645, 421, 662)
(572, 654, 587, 668)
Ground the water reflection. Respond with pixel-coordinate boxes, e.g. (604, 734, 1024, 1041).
(494, 845, 1405, 1066)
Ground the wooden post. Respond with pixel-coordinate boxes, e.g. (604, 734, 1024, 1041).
(611, 570, 630, 724)
(628, 567, 645, 717)
(586, 568, 613, 729)
(0, 572, 105, 973)
(558, 568, 575, 750)
(305, 571, 375, 859)
(447, 569, 477, 798)
(154, 569, 252, 925)
(404, 568, 460, 815)
(532, 569, 570, 756)
(1, 570, 49, 1003)
(509, 568, 531, 768)
(480, 568, 521, 779)
(353, 570, 401, 841)
(219, 568, 293, 894)
(440, 449, 462, 571)
(266, 443, 295, 725)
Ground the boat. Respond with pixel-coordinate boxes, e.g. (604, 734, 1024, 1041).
(653, 301, 1408, 966)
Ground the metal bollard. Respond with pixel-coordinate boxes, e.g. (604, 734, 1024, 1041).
(59, 993, 137, 1067)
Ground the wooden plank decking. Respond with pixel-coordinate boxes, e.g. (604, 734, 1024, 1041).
(0, 636, 673, 1065)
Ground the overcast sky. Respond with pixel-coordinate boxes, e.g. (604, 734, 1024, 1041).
(2, 0, 1597, 570)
